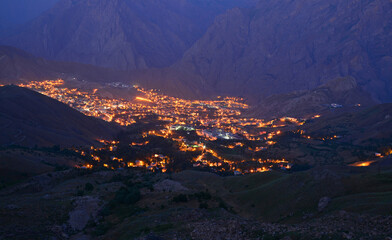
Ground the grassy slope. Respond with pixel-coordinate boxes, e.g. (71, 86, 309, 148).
(174, 168, 392, 223)
(1, 167, 391, 239)
(0, 148, 81, 187)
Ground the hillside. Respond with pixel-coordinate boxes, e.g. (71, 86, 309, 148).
(0, 85, 119, 147)
(254, 102, 392, 167)
(250, 77, 376, 119)
(1, 167, 391, 239)
(174, 167, 392, 223)
(0, 45, 133, 85)
(1, 0, 255, 70)
(303, 103, 392, 146)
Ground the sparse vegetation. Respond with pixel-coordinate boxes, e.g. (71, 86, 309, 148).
(85, 182, 94, 192)
(173, 194, 188, 203)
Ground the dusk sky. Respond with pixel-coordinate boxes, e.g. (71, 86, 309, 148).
(0, 0, 58, 35)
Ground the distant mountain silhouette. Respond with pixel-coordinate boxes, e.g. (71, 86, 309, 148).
(0, 85, 118, 147)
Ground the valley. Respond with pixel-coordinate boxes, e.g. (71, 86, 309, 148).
(15, 80, 392, 175)
(0, 0, 391, 239)
(1, 80, 391, 240)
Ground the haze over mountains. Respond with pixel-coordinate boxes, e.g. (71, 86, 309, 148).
(1, 0, 391, 104)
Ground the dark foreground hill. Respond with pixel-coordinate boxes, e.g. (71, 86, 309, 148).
(0, 166, 391, 239)
(0, 85, 118, 147)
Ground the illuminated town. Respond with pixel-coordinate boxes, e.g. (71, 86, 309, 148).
(18, 80, 388, 174)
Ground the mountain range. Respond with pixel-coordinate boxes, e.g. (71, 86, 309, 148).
(1, 0, 391, 104)
(142, 0, 392, 102)
(0, 0, 391, 104)
(1, 0, 255, 70)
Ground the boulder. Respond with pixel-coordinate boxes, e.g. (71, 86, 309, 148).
(318, 197, 331, 212)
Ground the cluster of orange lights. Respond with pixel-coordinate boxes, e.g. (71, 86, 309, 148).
(349, 161, 376, 167)
(21, 79, 386, 174)
(18, 80, 306, 174)
(80, 142, 170, 172)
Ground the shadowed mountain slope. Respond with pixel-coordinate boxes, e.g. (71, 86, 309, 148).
(0, 85, 119, 147)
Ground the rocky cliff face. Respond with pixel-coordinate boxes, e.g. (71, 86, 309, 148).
(173, 0, 392, 102)
(2, 0, 255, 70)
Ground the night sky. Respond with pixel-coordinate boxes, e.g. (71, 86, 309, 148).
(0, 0, 59, 36)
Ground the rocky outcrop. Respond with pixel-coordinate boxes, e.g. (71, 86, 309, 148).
(318, 197, 331, 212)
(153, 179, 189, 193)
(68, 196, 101, 231)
